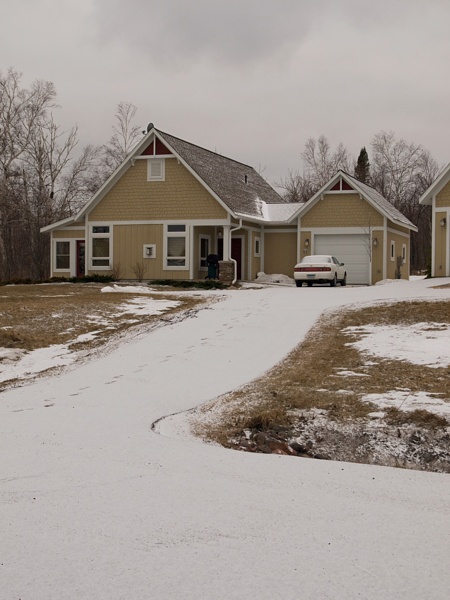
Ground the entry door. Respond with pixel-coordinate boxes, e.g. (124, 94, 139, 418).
(231, 238, 242, 280)
(76, 241, 85, 277)
(216, 238, 243, 279)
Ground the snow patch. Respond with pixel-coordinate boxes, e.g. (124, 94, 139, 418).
(254, 272, 295, 285)
(343, 322, 450, 368)
(362, 390, 450, 418)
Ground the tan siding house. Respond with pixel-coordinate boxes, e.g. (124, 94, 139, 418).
(42, 127, 416, 285)
(419, 163, 450, 278)
(292, 172, 417, 284)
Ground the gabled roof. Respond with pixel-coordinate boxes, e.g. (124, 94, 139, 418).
(291, 170, 418, 231)
(419, 162, 450, 206)
(48, 126, 294, 229)
(155, 129, 288, 219)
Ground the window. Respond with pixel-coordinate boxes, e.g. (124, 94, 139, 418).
(147, 159, 165, 181)
(165, 224, 188, 269)
(199, 235, 210, 269)
(402, 244, 407, 264)
(91, 225, 111, 269)
(390, 240, 395, 261)
(254, 236, 261, 257)
(55, 241, 70, 270)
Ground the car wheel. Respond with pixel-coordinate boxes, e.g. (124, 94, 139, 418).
(295, 280, 302, 287)
(307, 282, 313, 287)
(341, 273, 347, 286)
(330, 274, 337, 287)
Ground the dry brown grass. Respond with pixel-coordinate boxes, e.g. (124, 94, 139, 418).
(194, 299, 450, 446)
(0, 283, 206, 388)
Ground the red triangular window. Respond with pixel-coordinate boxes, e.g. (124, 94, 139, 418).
(141, 141, 154, 156)
(330, 181, 341, 191)
(342, 180, 353, 190)
(155, 139, 171, 155)
(141, 139, 171, 156)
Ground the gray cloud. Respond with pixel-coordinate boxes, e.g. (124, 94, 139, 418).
(93, 0, 316, 65)
(2, 0, 450, 186)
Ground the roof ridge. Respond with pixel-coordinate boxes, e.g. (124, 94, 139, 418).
(340, 170, 381, 194)
(155, 128, 255, 171)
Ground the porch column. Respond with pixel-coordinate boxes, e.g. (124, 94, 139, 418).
(189, 225, 194, 280)
(223, 225, 231, 260)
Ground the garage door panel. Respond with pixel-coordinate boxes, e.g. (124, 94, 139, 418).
(314, 234, 370, 284)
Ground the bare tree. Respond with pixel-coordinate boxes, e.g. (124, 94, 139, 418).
(371, 131, 439, 271)
(0, 68, 56, 279)
(276, 169, 316, 203)
(103, 101, 141, 176)
(301, 135, 352, 190)
(277, 136, 352, 203)
(0, 69, 103, 280)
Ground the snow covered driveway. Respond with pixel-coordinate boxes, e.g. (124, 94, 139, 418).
(1, 279, 450, 599)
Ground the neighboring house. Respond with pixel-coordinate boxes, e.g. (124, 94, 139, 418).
(419, 163, 450, 278)
(294, 171, 417, 284)
(41, 126, 416, 285)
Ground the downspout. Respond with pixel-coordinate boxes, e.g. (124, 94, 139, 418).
(229, 218, 243, 285)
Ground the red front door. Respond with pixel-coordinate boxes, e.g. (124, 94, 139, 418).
(76, 241, 85, 278)
(231, 238, 242, 280)
(217, 237, 242, 280)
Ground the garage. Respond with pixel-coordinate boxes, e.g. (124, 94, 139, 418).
(314, 234, 370, 284)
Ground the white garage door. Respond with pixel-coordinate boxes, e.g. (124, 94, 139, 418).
(314, 234, 370, 284)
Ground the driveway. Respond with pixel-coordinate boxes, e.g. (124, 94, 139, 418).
(1, 279, 450, 599)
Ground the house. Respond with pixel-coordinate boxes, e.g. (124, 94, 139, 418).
(294, 171, 417, 284)
(41, 125, 417, 285)
(419, 163, 450, 278)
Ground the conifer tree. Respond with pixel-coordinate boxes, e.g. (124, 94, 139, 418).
(354, 147, 370, 184)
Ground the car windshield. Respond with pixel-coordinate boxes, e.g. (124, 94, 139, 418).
(301, 255, 331, 263)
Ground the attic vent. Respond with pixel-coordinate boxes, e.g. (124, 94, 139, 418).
(147, 158, 165, 181)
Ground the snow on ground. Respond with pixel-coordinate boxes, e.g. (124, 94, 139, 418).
(0, 297, 179, 384)
(1, 278, 450, 599)
(362, 390, 450, 417)
(343, 322, 450, 368)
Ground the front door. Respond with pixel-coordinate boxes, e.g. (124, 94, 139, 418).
(217, 237, 243, 279)
(76, 240, 85, 278)
(231, 238, 242, 280)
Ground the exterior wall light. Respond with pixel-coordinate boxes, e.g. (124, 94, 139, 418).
(440, 218, 447, 227)
(373, 237, 378, 247)
(304, 238, 309, 247)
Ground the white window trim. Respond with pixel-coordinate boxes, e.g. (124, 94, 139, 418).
(147, 158, 165, 181)
(199, 235, 211, 271)
(164, 224, 189, 271)
(254, 236, 261, 257)
(90, 225, 112, 270)
(402, 243, 407, 264)
(143, 244, 156, 259)
(390, 240, 396, 261)
(54, 239, 73, 273)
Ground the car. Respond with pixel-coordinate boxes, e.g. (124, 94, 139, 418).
(294, 255, 347, 287)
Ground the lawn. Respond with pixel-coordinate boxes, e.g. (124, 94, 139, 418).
(0, 282, 206, 389)
(191, 296, 450, 472)
(1, 281, 449, 471)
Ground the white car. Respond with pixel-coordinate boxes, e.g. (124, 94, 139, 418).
(294, 255, 347, 287)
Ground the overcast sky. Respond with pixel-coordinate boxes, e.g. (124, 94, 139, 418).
(2, 0, 450, 185)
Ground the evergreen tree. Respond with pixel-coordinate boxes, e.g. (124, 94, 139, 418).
(354, 147, 370, 184)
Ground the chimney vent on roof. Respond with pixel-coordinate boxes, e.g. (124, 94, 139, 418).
(146, 123, 154, 133)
